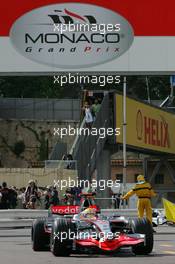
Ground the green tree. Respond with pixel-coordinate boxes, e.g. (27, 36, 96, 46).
(0, 76, 171, 100)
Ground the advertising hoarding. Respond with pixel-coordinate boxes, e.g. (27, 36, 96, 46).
(1, 0, 175, 73)
(116, 94, 175, 154)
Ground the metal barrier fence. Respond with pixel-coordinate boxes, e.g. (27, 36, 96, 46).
(45, 160, 77, 170)
(0, 98, 80, 121)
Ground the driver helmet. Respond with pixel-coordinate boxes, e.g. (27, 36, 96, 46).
(80, 207, 97, 219)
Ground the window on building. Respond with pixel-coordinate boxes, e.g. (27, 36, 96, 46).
(155, 174, 164, 184)
(116, 174, 123, 183)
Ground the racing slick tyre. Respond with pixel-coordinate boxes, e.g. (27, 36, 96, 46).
(50, 218, 75, 257)
(31, 217, 50, 251)
(130, 218, 153, 255)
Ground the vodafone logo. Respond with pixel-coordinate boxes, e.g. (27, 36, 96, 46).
(51, 205, 80, 214)
(10, 3, 134, 68)
(136, 110, 170, 148)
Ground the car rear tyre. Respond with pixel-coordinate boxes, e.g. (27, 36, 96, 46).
(50, 218, 75, 257)
(130, 218, 153, 255)
(32, 218, 50, 251)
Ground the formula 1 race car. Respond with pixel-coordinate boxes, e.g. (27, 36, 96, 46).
(152, 209, 166, 227)
(31, 195, 154, 256)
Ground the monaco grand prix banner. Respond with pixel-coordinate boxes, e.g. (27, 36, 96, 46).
(1, 0, 175, 73)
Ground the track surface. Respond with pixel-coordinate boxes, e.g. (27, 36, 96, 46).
(0, 226, 175, 264)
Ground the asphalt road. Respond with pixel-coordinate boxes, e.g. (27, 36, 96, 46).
(0, 226, 175, 264)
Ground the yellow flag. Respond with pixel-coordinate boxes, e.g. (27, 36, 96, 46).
(163, 198, 175, 223)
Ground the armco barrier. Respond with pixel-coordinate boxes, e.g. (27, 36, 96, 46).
(0, 209, 164, 228)
(0, 209, 48, 219)
(0, 209, 137, 220)
(0, 219, 32, 228)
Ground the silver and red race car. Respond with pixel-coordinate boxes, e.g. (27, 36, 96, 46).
(31, 196, 154, 256)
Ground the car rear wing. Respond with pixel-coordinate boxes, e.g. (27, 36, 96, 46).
(50, 204, 100, 215)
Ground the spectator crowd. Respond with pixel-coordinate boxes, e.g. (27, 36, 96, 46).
(82, 98, 101, 129)
(0, 180, 86, 210)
